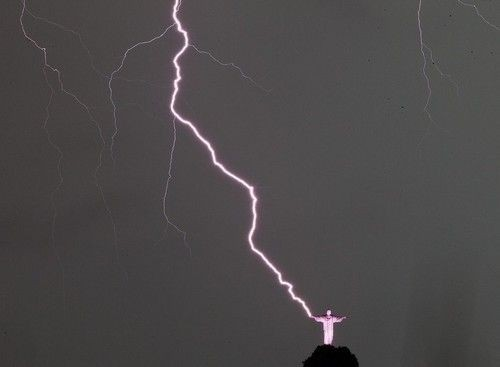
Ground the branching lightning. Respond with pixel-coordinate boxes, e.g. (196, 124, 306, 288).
(169, 0, 313, 318)
(108, 23, 176, 162)
(162, 117, 190, 254)
(20, 0, 126, 281)
(417, 1, 434, 124)
(23, 7, 173, 93)
(188, 44, 271, 93)
(41, 67, 66, 313)
(416, 0, 500, 127)
(17, 0, 500, 337)
(416, 0, 455, 151)
(23, 7, 105, 80)
(416, 0, 500, 147)
(19, 0, 314, 319)
(423, 43, 459, 97)
(105, 24, 191, 250)
(457, 0, 500, 31)
(417, 0, 447, 131)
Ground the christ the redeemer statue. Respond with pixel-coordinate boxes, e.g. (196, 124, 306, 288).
(313, 309, 346, 345)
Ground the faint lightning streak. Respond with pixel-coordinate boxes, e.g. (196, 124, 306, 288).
(170, 0, 313, 318)
(188, 44, 271, 93)
(416, 0, 451, 151)
(20, 0, 127, 281)
(41, 69, 66, 314)
(417, 1, 434, 126)
(22, 8, 261, 255)
(23, 7, 105, 79)
(20, 2, 104, 140)
(108, 23, 176, 162)
(23, 8, 177, 91)
(457, 0, 500, 31)
(423, 44, 460, 96)
(19, 0, 70, 312)
(162, 117, 190, 254)
(106, 23, 189, 254)
(117, 102, 190, 252)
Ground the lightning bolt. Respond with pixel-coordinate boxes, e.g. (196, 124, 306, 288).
(20, 0, 314, 319)
(169, 0, 313, 318)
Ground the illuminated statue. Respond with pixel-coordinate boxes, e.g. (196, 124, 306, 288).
(313, 309, 346, 345)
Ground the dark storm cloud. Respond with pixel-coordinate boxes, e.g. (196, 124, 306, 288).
(1, 0, 499, 366)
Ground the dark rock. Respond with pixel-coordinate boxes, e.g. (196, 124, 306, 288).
(303, 345, 359, 367)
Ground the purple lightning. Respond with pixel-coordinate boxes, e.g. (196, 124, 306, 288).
(20, 0, 314, 318)
(169, 0, 313, 318)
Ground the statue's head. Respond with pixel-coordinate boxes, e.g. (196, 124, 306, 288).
(326, 309, 331, 316)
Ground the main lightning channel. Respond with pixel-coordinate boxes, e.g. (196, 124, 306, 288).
(169, 0, 313, 318)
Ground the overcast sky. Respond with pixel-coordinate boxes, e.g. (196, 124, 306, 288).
(2, 0, 500, 366)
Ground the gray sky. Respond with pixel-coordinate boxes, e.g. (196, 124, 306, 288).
(1, 0, 500, 366)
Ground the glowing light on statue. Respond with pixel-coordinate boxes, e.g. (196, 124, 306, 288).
(314, 310, 347, 345)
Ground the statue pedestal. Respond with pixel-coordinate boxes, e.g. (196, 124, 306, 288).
(303, 345, 359, 367)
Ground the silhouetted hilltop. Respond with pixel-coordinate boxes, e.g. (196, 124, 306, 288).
(303, 345, 358, 367)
